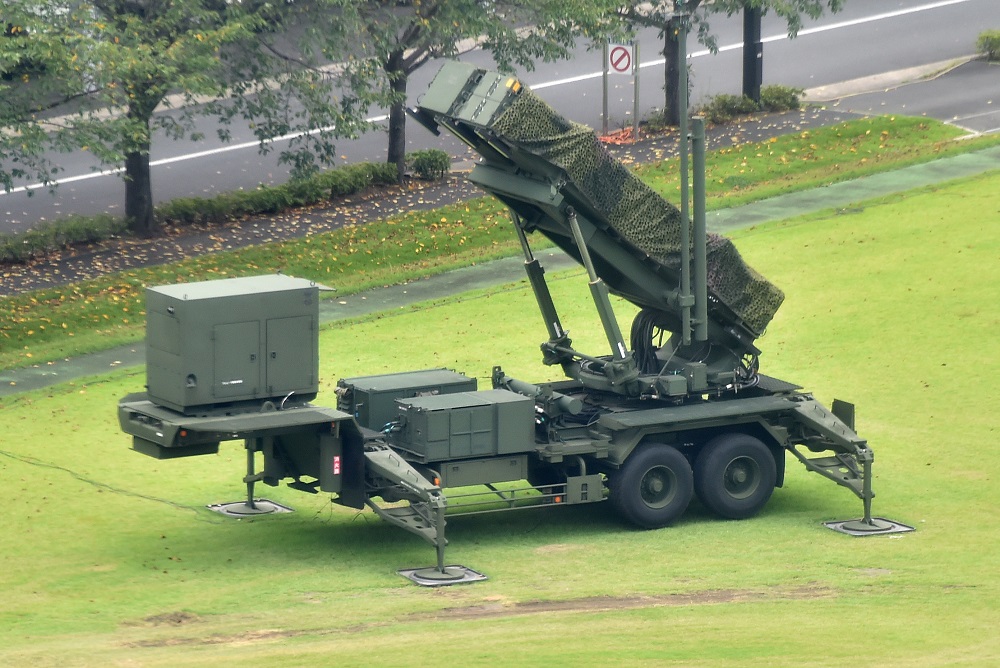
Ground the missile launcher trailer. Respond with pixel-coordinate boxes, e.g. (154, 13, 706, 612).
(118, 63, 910, 585)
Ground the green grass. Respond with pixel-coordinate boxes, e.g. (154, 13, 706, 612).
(1, 170, 998, 665)
(636, 114, 1000, 207)
(3, 115, 999, 373)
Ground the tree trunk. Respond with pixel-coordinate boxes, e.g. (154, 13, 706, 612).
(125, 144, 154, 237)
(662, 27, 682, 127)
(385, 52, 408, 184)
(125, 103, 156, 237)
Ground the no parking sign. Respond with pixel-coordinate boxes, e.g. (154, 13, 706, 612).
(607, 42, 636, 75)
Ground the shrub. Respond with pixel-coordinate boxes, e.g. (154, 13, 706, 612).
(407, 149, 451, 180)
(978, 29, 1000, 61)
(699, 93, 760, 124)
(316, 162, 396, 198)
(698, 85, 802, 125)
(759, 85, 804, 112)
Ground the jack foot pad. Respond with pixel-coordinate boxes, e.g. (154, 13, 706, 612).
(207, 499, 294, 517)
(398, 565, 487, 587)
(824, 517, 914, 536)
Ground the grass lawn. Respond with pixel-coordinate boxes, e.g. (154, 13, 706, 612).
(0, 170, 997, 665)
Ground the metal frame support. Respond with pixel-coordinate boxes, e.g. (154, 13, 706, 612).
(513, 213, 568, 347)
(677, 10, 692, 345)
(692, 117, 708, 342)
(566, 208, 629, 361)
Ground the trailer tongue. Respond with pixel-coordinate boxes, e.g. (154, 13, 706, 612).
(117, 62, 911, 586)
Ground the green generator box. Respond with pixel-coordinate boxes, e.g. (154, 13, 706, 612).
(145, 275, 324, 414)
(392, 389, 534, 463)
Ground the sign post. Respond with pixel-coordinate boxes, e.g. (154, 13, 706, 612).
(602, 41, 639, 139)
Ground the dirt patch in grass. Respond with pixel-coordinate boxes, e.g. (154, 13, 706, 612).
(129, 611, 203, 627)
(122, 586, 832, 648)
(429, 585, 834, 620)
(126, 627, 304, 648)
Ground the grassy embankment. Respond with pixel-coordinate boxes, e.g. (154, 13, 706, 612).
(0, 163, 997, 665)
(2, 114, 998, 373)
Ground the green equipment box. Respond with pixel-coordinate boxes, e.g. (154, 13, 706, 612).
(145, 275, 323, 414)
(392, 389, 534, 463)
(337, 368, 478, 432)
(337, 368, 479, 433)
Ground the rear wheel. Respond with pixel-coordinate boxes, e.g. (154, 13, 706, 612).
(694, 434, 776, 520)
(610, 443, 693, 529)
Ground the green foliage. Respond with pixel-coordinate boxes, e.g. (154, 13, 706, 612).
(407, 149, 451, 180)
(978, 29, 1000, 60)
(334, 0, 624, 174)
(758, 84, 804, 112)
(0, 0, 382, 235)
(314, 161, 399, 197)
(698, 85, 803, 124)
(699, 93, 761, 124)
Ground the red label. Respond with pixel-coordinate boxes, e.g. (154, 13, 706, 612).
(333, 455, 341, 475)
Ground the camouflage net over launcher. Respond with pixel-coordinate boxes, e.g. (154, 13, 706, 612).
(490, 89, 784, 335)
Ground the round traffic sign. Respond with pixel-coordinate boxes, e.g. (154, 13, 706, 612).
(609, 45, 633, 74)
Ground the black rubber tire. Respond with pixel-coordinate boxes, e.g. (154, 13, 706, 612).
(610, 443, 693, 529)
(693, 433, 776, 520)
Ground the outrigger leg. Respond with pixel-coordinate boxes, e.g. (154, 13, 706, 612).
(207, 437, 294, 517)
(363, 446, 486, 586)
(825, 457, 915, 536)
(789, 400, 914, 536)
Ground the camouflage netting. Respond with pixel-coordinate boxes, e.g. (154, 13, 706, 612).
(490, 89, 783, 335)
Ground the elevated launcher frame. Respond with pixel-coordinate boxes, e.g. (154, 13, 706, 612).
(409, 62, 781, 400)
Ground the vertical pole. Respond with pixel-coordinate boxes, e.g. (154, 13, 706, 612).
(692, 117, 708, 343)
(677, 9, 691, 346)
(602, 42, 609, 135)
(743, 6, 763, 104)
(435, 503, 447, 572)
(862, 459, 874, 525)
(245, 439, 258, 510)
(632, 41, 640, 141)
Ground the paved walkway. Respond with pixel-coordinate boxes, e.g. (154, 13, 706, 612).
(3, 142, 998, 398)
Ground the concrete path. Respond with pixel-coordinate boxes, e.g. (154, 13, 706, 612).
(3, 142, 997, 398)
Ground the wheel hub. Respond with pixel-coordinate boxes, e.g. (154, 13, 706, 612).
(724, 457, 760, 499)
(641, 466, 676, 508)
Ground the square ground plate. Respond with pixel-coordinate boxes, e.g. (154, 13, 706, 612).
(398, 565, 488, 587)
(824, 517, 915, 536)
(207, 499, 294, 517)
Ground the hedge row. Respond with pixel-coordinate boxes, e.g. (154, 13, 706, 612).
(0, 154, 449, 264)
(154, 161, 399, 227)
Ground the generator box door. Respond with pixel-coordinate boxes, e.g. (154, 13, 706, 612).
(213, 321, 260, 399)
(266, 315, 314, 396)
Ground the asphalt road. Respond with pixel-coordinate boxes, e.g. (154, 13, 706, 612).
(821, 58, 999, 134)
(1, 0, 998, 232)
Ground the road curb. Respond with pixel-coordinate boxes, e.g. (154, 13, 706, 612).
(802, 56, 977, 102)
